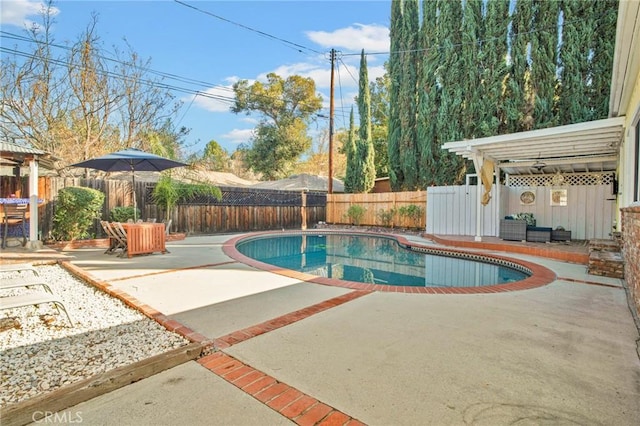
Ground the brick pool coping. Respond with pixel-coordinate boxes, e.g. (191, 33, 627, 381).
(223, 230, 557, 294)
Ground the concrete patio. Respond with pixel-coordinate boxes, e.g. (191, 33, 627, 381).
(4, 233, 640, 425)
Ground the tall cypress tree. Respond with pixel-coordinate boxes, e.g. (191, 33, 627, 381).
(356, 50, 376, 193)
(388, 0, 403, 191)
(531, 0, 560, 129)
(434, 0, 466, 184)
(589, 0, 617, 119)
(398, 0, 420, 190)
(557, 0, 593, 125)
(460, 0, 484, 139)
(506, 0, 534, 132)
(343, 107, 358, 193)
(417, 0, 440, 187)
(480, 0, 510, 136)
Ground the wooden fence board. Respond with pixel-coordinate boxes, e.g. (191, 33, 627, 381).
(327, 191, 426, 228)
(36, 177, 326, 238)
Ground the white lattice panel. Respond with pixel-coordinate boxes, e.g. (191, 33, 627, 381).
(507, 172, 614, 187)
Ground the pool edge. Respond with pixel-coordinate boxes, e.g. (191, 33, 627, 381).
(222, 230, 557, 294)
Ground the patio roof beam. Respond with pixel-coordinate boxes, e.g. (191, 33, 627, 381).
(498, 155, 619, 169)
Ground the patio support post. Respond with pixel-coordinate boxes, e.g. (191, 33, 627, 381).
(471, 151, 483, 242)
(494, 162, 501, 237)
(28, 158, 41, 249)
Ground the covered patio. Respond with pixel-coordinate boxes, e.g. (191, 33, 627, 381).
(433, 116, 625, 242)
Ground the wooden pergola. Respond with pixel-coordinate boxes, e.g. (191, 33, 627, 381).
(1, 141, 55, 248)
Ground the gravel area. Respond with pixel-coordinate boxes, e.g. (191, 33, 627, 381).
(0, 264, 190, 407)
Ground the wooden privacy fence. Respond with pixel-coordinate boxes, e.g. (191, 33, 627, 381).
(37, 177, 326, 238)
(327, 191, 427, 229)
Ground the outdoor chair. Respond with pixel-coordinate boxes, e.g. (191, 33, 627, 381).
(101, 221, 124, 255)
(0, 263, 39, 276)
(0, 292, 73, 326)
(1, 203, 28, 249)
(0, 277, 53, 294)
(499, 218, 527, 241)
(0, 262, 51, 293)
(112, 222, 129, 257)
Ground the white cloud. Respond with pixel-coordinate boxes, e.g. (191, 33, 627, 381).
(306, 24, 389, 53)
(262, 61, 336, 89)
(189, 85, 236, 113)
(221, 128, 255, 145)
(0, 0, 58, 27)
(240, 116, 259, 125)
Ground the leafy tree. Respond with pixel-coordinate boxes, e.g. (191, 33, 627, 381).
(0, 2, 185, 168)
(66, 15, 120, 168)
(0, 2, 69, 158)
(231, 73, 322, 179)
(294, 128, 346, 177)
(202, 139, 230, 171)
(113, 41, 180, 148)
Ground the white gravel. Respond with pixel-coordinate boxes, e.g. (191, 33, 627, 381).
(0, 264, 190, 407)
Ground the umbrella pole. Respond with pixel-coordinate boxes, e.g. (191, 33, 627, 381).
(131, 165, 137, 221)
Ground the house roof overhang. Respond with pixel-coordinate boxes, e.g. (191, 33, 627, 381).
(0, 141, 57, 170)
(442, 117, 625, 175)
(609, 0, 640, 117)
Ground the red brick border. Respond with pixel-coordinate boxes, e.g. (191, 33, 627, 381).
(59, 261, 213, 348)
(213, 290, 372, 349)
(557, 277, 624, 289)
(198, 352, 365, 426)
(223, 231, 557, 294)
(425, 233, 589, 264)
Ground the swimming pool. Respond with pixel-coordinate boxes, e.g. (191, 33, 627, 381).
(234, 233, 530, 288)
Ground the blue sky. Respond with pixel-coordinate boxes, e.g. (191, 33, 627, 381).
(1, 0, 392, 156)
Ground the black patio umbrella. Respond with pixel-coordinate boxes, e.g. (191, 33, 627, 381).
(70, 148, 188, 220)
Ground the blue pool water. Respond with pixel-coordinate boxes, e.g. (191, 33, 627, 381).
(236, 234, 528, 288)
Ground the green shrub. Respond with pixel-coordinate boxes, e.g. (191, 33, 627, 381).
(377, 208, 396, 227)
(398, 204, 423, 227)
(346, 205, 366, 225)
(109, 206, 140, 222)
(52, 187, 105, 241)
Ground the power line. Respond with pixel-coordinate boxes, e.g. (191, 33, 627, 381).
(0, 30, 236, 94)
(173, 0, 323, 55)
(0, 46, 238, 106)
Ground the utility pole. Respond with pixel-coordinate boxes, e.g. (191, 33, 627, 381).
(328, 48, 336, 194)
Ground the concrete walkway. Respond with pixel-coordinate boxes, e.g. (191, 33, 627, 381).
(51, 234, 640, 425)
